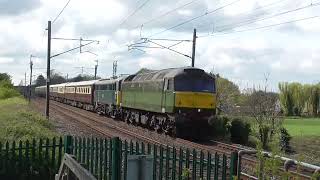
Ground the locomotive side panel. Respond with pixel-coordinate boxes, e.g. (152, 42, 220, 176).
(94, 83, 116, 105)
(122, 80, 165, 113)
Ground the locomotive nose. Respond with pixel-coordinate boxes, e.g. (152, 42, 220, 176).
(174, 91, 216, 109)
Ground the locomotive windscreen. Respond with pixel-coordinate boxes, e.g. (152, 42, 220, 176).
(174, 77, 215, 93)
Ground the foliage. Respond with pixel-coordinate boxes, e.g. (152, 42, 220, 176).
(215, 76, 241, 114)
(50, 72, 67, 85)
(279, 127, 292, 153)
(230, 119, 250, 145)
(279, 82, 320, 116)
(255, 139, 288, 179)
(0, 73, 11, 82)
(245, 89, 282, 150)
(181, 168, 191, 179)
(68, 74, 96, 82)
(209, 116, 231, 138)
(35, 74, 46, 86)
(0, 97, 57, 142)
(0, 74, 20, 100)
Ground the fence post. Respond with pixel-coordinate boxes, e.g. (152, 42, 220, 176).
(112, 137, 121, 180)
(64, 136, 73, 154)
(230, 151, 238, 180)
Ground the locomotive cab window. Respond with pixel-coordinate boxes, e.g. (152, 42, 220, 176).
(175, 77, 215, 93)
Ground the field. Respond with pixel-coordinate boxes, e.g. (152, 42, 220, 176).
(283, 117, 320, 165)
(284, 117, 320, 136)
(0, 97, 57, 142)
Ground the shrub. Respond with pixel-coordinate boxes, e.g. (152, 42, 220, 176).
(0, 87, 20, 100)
(279, 127, 292, 153)
(0, 80, 20, 100)
(209, 116, 230, 138)
(247, 135, 258, 148)
(230, 118, 251, 145)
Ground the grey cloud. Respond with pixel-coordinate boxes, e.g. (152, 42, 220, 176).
(0, 0, 41, 16)
(71, 0, 273, 39)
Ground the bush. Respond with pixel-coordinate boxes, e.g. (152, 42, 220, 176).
(279, 127, 293, 153)
(209, 116, 230, 138)
(247, 135, 258, 148)
(0, 87, 20, 100)
(230, 118, 251, 145)
(0, 80, 20, 100)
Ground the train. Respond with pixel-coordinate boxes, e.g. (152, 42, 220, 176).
(35, 67, 217, 138)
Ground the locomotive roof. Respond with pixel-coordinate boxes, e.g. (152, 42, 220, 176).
(129, 67, 205, 82)
(95, 76, 128, 85)
(65, 80, 98, 87)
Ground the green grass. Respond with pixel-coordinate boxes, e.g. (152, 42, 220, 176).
(282, 117, 320, 165)
(284, 117, 320, 137)
(0, 97, 58, 142)
(231, 115, 320, 165)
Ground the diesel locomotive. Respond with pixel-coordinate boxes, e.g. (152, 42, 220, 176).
(35, 67, 217, 138)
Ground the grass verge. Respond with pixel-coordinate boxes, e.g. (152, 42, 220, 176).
(0, 97, 57, 142)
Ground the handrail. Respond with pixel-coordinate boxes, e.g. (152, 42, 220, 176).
(55, 153, 97, 180)
(238, 150, 320, 179)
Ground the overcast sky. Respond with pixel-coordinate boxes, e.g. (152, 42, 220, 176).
(0, 0, 319, 91)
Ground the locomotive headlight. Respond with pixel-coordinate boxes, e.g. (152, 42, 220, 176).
(198, 109, 201, 112)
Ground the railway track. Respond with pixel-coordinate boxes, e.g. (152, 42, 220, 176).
(32, 98, 319, 179)
(47, 99, 238, 154)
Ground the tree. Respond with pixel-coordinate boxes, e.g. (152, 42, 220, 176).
(246, 88, 282, 150)
(278, 82, 294, 116)
(215, 76, 241, 114)
(279, 82, 320, 116)
(310, 85, 320, 116)
(0, 73, 11, 82)
(50, 72, 66, 85)
(35, 75, 46, 86)
(68, 74, 96, 82)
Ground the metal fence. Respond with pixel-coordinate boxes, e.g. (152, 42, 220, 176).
(0, 137, 64, 180)
(0, 136, 237, 180)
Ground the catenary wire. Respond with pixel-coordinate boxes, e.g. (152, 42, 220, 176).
(117, 0, 152, 28)
(133, 0, 200, 29)
(216, 2, 320, 32)
(196, 0, 288, 29)
(145, 0, 242, 38)
(198, 15, 319, 38)
(52, 0, 72, 24)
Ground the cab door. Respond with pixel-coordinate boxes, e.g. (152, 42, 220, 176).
(161, 78, 174, 113)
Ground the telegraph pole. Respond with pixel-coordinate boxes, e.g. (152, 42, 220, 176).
(46, 21, 51, 119)
(94, 60, 98, 80)
(24, 72, 27, 98)
(29, 55, 34, 102)
(113, 61, 117, 79)
(191, 28, 197, 67)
